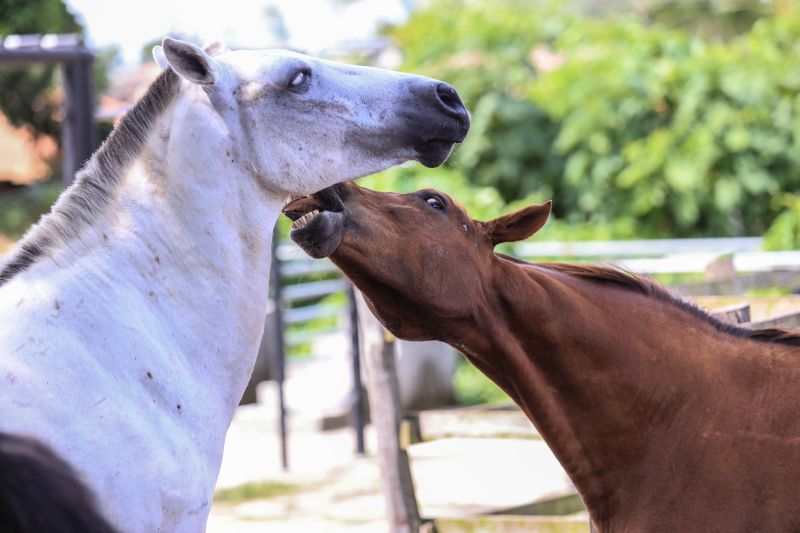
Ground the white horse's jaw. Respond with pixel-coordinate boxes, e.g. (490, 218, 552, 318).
(0, 37, 469, 532)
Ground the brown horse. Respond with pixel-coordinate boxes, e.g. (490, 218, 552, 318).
(284, 182, 800, 532)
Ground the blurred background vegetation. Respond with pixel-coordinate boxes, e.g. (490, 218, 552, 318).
(5, 0, 800, 247)
(363, 0, 800, 251)
(0, 0, 118, 250)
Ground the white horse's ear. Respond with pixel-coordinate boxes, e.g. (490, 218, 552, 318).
(161, 36, 218, 85)
(152, 45, 169, 69)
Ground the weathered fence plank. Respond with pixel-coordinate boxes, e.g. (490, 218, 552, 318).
(709, 303, 751, 325)
(748, 311, 800, 330)
(514, 237, 762, 259)
(356, 290, 421, 533)
(417, 404, 539, 441)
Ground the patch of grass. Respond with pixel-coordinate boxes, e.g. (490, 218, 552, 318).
(213, 480, 298, 503)
(745, 287, 792, 297)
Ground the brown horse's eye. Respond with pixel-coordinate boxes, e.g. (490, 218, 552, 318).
(426, 197, 444, 210)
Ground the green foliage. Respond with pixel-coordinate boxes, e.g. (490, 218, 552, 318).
(0, 181, 62, 239)
(454, 93, 563, 202)
(388, 1, 800, 242)
(642, 0, 774, 40)
(140, 38, 164, 64)
(93, 45, 121, 98)
(453, 356, 510, 406)
(531, 12, 800, 237)
(764, 194, 800, 250)
(390, 0, 570, 104)
(0, 0, 82, 138)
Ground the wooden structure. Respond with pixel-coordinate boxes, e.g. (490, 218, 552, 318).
(515, 236, 800, 296)
(259, 241, 366, 469)
(0, 34, 96, 185)
(357, 292, 421, 532)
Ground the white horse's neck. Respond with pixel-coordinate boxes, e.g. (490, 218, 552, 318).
(0, 80, 286, 529)
(114, 89, 284, 411)
(8, 82, 284, 418)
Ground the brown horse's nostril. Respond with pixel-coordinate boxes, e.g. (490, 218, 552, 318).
(435, 82, 467, 118)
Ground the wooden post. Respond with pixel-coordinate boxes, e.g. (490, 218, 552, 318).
(61, 53, 95, 186)
(271, 229, 289, 470)
(356, 290, 421, 533)
(348, 284, 366, 455)
(709, 303, 751, 325)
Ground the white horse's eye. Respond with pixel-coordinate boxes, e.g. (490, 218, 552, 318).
(289, 71, 307, 88)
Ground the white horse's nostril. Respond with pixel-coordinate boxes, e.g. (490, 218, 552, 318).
(435, 82, 466, 116)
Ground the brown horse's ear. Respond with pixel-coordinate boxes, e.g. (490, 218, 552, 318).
(484, 201, 552, 246)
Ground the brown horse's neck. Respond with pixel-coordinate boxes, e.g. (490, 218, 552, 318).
(444, 257, 799, 528)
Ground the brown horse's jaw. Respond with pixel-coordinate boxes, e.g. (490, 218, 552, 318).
(283, 187, 346, 258)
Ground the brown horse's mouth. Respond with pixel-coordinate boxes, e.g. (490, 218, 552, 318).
(283, 185, 346, 258)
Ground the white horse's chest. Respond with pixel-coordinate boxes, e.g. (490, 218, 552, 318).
(0, 273, 239, 532)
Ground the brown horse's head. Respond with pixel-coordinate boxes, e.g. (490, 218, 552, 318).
(283, 182, 551, 340)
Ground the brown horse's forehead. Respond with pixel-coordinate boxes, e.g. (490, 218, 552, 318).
(352, 184, 478, 232)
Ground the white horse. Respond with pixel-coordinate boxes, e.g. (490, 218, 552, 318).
(0, 37, 469, 532)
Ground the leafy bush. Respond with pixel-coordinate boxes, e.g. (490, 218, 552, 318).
(388, 1, 800, 243)
(531, 13, 800, 237)
(0, 0, 82, 138)
(764, 194, 800, 250)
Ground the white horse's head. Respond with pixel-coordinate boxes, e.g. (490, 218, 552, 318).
(156, 37, 470, 196)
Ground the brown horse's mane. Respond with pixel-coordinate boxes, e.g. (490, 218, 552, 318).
(497, 253, 800, 348)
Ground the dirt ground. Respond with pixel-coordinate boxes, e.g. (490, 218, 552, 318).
(208, 403, 388, 532)
(207, 397, 576, 532)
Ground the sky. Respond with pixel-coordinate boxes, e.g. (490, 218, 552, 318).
(65, 0, 413, 64)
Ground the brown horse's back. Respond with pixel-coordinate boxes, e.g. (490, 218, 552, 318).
(613, 343, 800, 532)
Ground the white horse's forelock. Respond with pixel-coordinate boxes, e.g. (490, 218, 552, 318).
(0, 69, 180, 286)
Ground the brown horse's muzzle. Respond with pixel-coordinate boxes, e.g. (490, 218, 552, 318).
(283, 184, 347, 258)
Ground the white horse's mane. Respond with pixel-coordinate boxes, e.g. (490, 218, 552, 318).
(0, 69, 180, 286)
